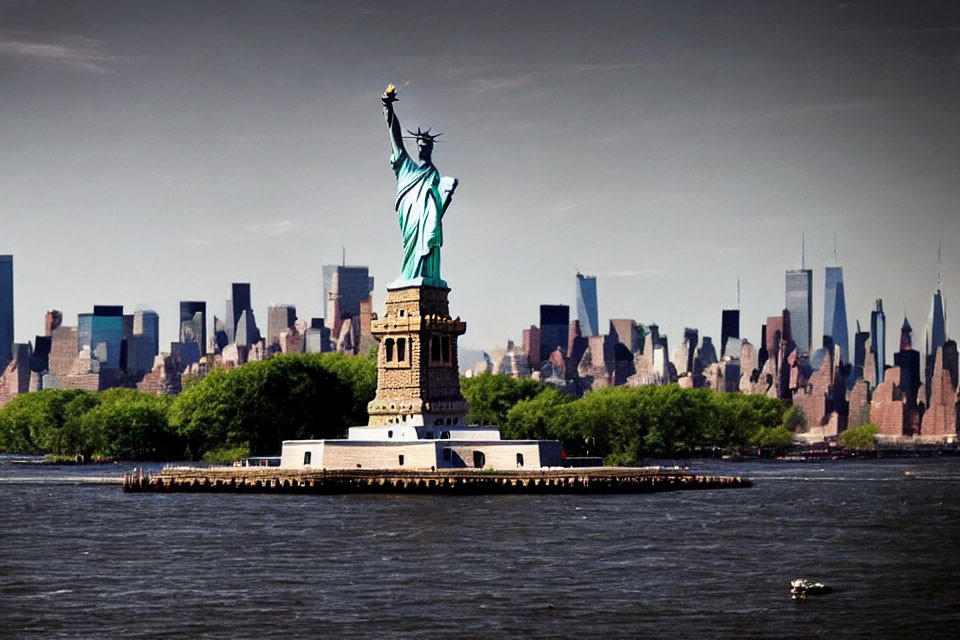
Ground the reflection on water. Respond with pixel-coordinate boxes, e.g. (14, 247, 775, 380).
(1, 456, 959, 639)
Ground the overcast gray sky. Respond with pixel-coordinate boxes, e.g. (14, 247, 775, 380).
(2, 0, 959, 361)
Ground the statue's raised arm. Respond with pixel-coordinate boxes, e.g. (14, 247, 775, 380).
(381, 85, 455, 290)
(382, 85, 406, 158)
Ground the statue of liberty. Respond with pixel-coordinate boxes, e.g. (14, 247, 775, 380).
(382, 85, 458, 289)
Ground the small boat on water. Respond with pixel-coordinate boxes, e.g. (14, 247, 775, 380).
(777, 448, 856, 462)
(791, 578, 834, 600)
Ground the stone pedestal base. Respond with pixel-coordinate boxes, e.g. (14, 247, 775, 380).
(367, 286, 468, 427)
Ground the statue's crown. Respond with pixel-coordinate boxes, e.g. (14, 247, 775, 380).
(405, 127, 443, 142)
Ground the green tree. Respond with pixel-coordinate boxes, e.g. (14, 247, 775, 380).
(504, 383, 789, 463)
(713, 393, 788, 450)
(461, 373, 548, 426)
(81, 389, 181, 460)
(752, 426, 795, 453)
(639, 386, 715, 457)
(55, 391, 103, 458)
(0, 392, 47, 453)
(0, 389, 100, 455)
(169, 353, 358, 459)
(503, 387, 571, 441)
(840, 423, 880, 450)
(310, 352, 378, 424)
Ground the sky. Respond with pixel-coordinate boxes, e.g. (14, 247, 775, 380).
(2, 0, 959, 364)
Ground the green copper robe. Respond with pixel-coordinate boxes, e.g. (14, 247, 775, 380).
(389, 148, 452, 289)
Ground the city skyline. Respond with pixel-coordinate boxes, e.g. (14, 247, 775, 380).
(1, 1, 958, 358)
(0, 243, 951, 373)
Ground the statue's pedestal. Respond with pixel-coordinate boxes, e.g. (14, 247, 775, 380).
(367, 285, 468, 427)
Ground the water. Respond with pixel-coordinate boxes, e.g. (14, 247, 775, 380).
(2, 456, 959, 638)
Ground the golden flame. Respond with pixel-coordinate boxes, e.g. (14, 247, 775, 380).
(386, 84, 396, 94)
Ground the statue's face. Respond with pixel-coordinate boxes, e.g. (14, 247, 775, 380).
(417, 138, 433, 161)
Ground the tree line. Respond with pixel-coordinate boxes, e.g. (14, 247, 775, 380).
(0, 353, 376, 462)
(462, 373, 799, 463)
(2, 356, 799, 463)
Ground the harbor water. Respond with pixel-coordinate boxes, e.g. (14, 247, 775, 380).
(1, 456, 958, 638)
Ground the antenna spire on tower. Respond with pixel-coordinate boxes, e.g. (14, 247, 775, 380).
(802, 233, 806, 270)
(342, 246, 346, 267)
(938, 240, 942, 289)
(737, 277, 741, 309)
(834, 233, 838, 265)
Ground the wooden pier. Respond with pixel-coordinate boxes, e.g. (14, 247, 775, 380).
(121, 466, 751, 494)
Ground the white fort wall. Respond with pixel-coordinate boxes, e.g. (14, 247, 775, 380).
(280, 437, 563, 471)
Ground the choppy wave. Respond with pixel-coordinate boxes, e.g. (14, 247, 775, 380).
(1, 458, 958, 638)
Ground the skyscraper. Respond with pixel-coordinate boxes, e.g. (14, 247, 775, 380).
(179, 301, 207, 355)
(323, 265, 374, 334)
(267, 304, 297, 348)
(720, 309, 740, 358)
(854, 321, 870, 381)
(78, 313, 93, 352)
(212, 316, 229, 353)
(567, 320, 587, 369)
(924, 287, 946, 403)
(697, 336, 718, 367)
(785, 269, 813, 356)
(226, 283, 252, 344)
(575, 272, 599, 337)
(609, 319, 638, 353)
(304, 320, 323, 354)
(46, 311, 78, 378)
(926, 289, 946, 357)
(680, 327, 699, 374)
(900, 315, 913, 351)
(0, 255, 12, 372)
(870, 299, 886, 384)
(522, 325, 541, 369)
(90, 305, 124, 371)
(305, 318, 332, 354)
(895, 317, 921, 422)
(224, 283, 260, 346)
(823, 266, 849, 365)
(134, 309, 160, 356)
(539, 305, 569, 363)
(126, 310, 160, 377)
(235, 310, 260, 347)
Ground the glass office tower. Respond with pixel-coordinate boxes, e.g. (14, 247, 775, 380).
(823, 266, 849, 364)
(225, 283, 260, 345)
(721, 309, 740, 358)
(539, 305, 570, 363)
(575, 272, 599, 337)
(871, 299, 886, 384)
(267, 304, 297, 347)
(78, 313, 93, 352)
(136, 310, 160, 356)
(90, 305, 124, 371)
(323, 265, 373, 325)
(179, 301, 207, 354)
(125, 310, 160, 376)
(926, 289, 946, 361)
(785, 269, 813, 356)
(228, 283, 251, 343)
(925, 288, 947, 401)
